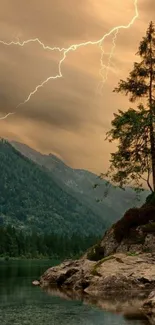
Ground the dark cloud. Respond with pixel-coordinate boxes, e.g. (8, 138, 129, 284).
(0, 0, 105, 45)
(0, 0, 154, 173)
(140, 0, 155, 17)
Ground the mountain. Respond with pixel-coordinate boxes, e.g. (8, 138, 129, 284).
(0, 139, 112, 236)
(11, 140, 149, 223)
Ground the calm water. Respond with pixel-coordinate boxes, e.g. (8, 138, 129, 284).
(0, 259, 148, 325)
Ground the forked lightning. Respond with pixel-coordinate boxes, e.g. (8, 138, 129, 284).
(0, 0, 139, 120)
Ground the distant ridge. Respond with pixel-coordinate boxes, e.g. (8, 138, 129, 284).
(11, 140, 149, 224)
(0, 139, 108, 235)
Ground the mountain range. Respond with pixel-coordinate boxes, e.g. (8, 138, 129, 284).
(12, 140, 149, 217)
(0, 138, 149, 236)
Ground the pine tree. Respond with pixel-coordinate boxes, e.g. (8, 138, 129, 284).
(105, 21, 155, 192)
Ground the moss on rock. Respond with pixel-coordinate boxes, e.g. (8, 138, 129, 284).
(91, 255, 115, 276)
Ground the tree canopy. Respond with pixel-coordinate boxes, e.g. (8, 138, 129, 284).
(104, 21, 155, 193)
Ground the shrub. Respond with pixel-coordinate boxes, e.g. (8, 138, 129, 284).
(142, 222, 155, 233)
(145, 193, 155, 206)
(87, 243, 104, 261)
(114, 206, 155, 243)
(113, 208, 139, 242)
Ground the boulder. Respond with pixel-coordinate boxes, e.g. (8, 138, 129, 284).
(32, 280, 40, 286)
(40, 253, 155, 299)
(141, 291, 155, 324)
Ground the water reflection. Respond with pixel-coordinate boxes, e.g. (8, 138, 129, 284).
(0, 260, 150, 325)
(43, 286, 149, 323)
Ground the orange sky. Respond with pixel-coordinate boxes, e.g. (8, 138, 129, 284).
(0, 0, 154, 175)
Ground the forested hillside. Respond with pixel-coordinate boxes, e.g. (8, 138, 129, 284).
(0, 225, 100, 258)
(12, 140, 149, 222)
(0, 139, 108, 236)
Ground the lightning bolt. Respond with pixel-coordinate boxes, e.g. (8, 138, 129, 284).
(0, 0, 139, 120)
(0, 112, 15, 120)
(97, 28, 119, 94)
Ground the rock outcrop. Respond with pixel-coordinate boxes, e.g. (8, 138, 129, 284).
(40, 205, 155, 295)
(141, 291, 155, 324)
(97, 206, 155, 258)
(40, 253, 155, 297)
(38, 201, 155, 323)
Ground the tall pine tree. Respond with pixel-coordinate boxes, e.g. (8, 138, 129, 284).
(104, 21, 155, 192)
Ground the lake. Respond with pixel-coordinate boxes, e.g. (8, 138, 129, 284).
(0, 259, 148, 325)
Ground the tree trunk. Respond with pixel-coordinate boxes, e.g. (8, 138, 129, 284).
(149, 34, 155, 192)
(149, 118, 155, 191)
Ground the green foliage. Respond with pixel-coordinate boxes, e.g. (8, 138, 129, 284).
(113, 22, 155, 101)
(106, 106, 151, 189)
(126, 252, 139, 256)
(145, 192, 155, 205)
(0, 225, 100, 258)
(0, 139, 106, 236)
(105, 21, 155, 192)
(87, 243, 104, 261)
(142, 221, 155, 233)
(91, 269, 101, 276)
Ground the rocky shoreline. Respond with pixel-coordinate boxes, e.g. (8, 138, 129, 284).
(36, 204, 155, 323)
(40, 253, 155, 295)
(37, 252, 155, 323)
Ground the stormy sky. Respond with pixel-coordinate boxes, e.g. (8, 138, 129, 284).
(0, 0, 154, 174)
